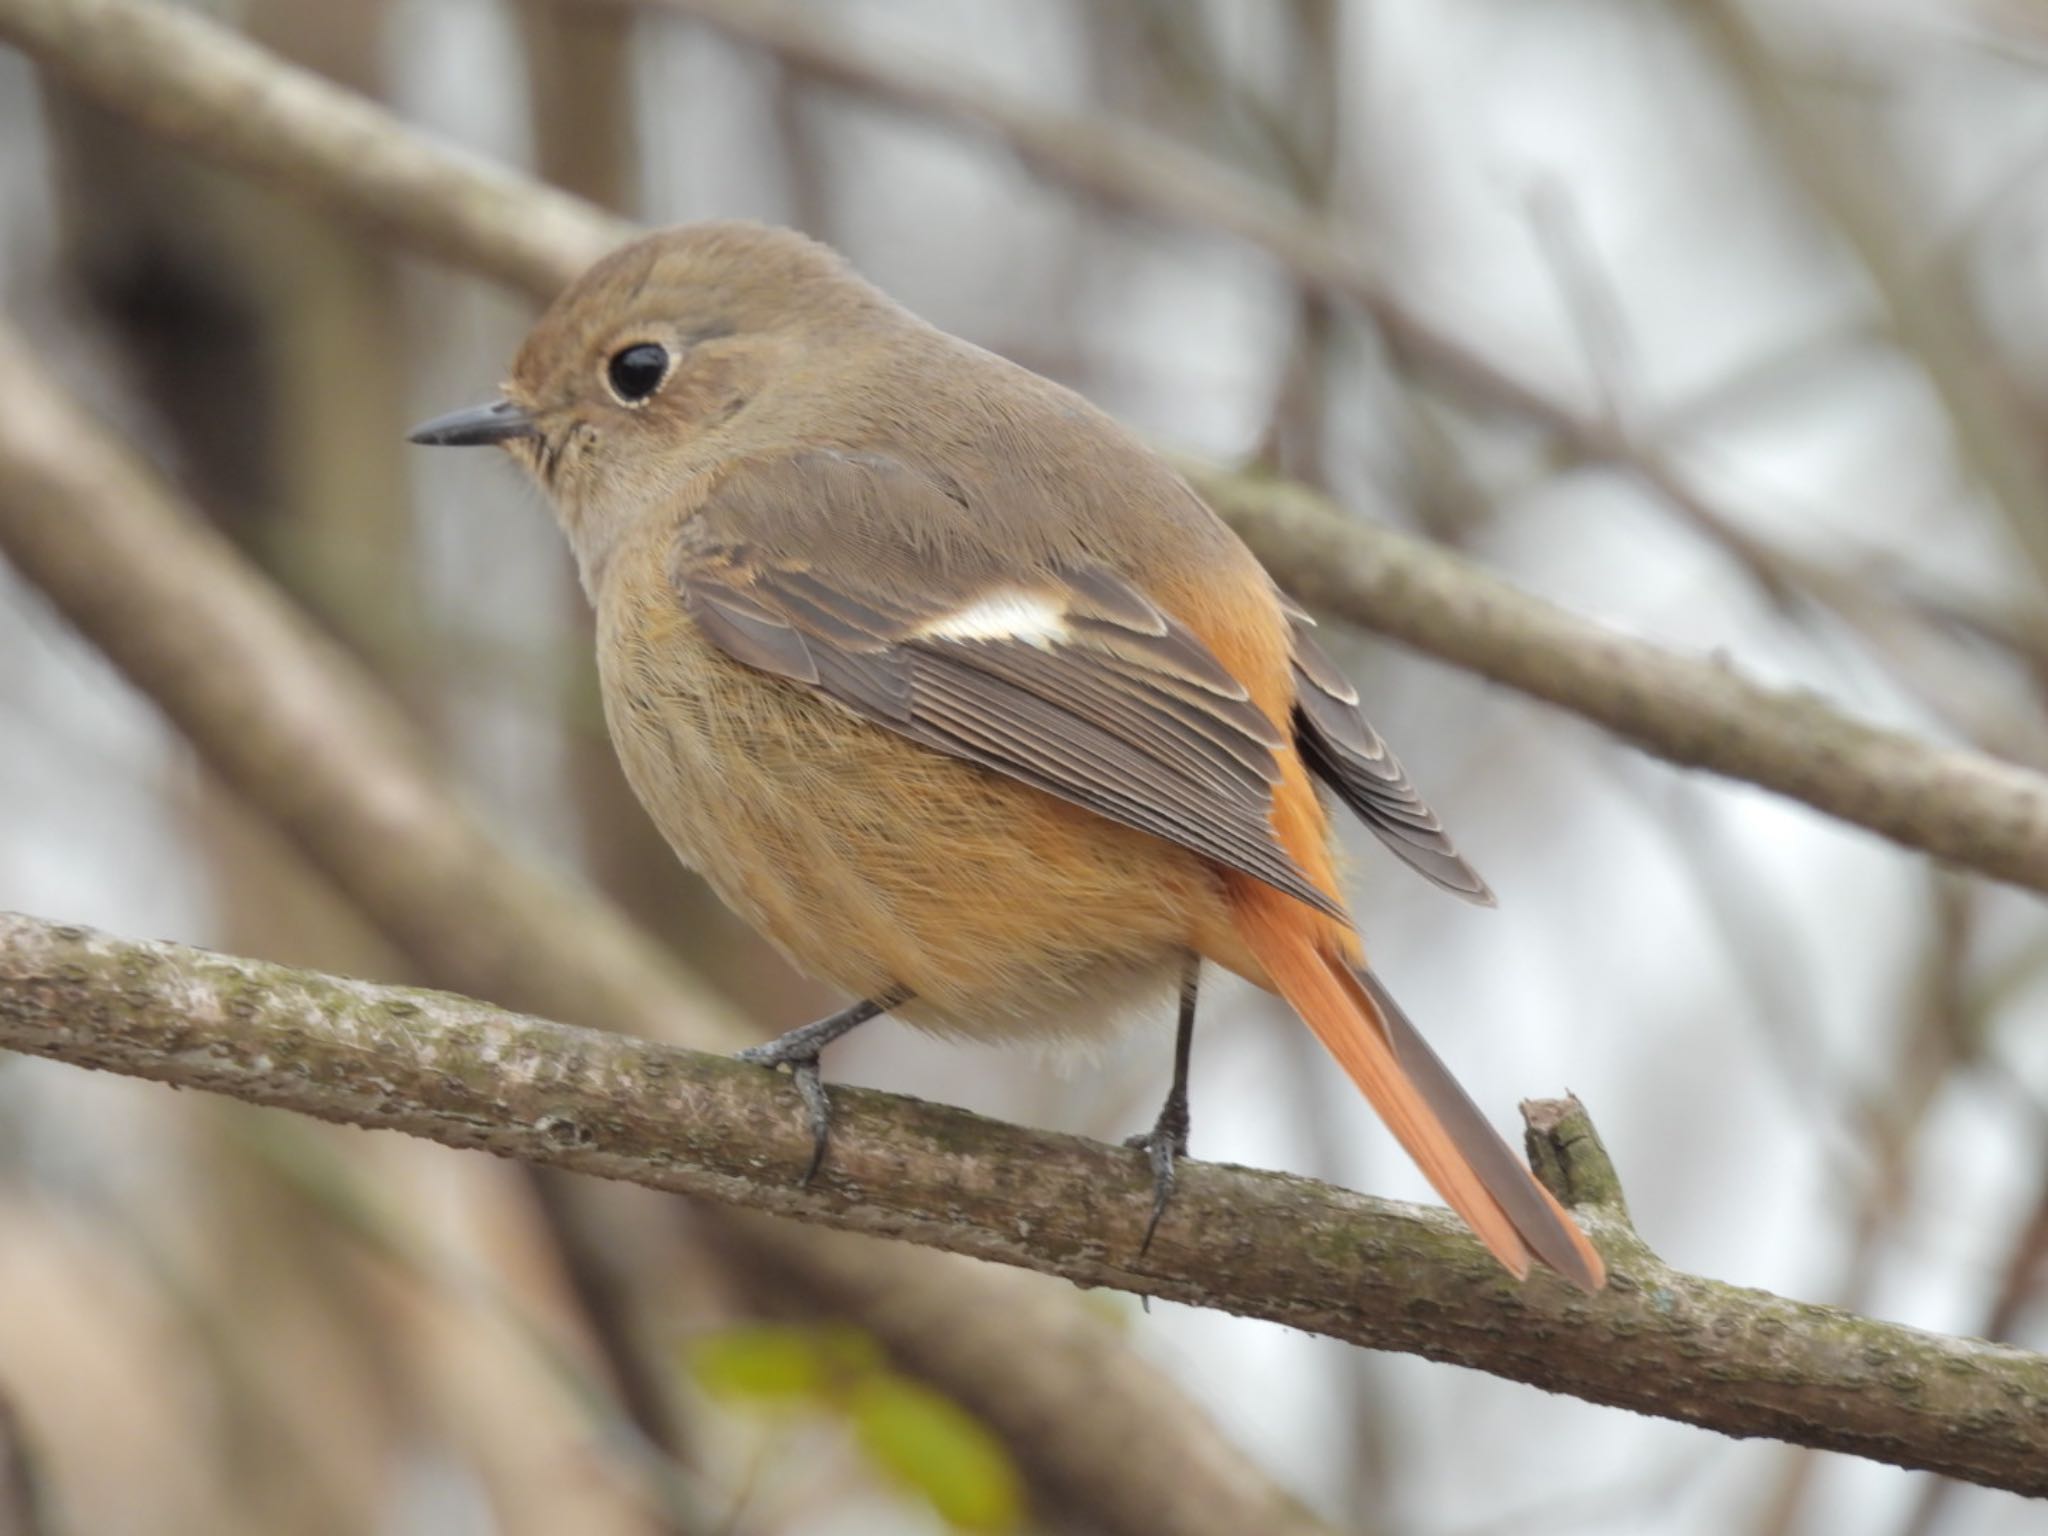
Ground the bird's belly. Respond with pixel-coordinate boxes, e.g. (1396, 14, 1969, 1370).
(599, 619, 1228, 1041)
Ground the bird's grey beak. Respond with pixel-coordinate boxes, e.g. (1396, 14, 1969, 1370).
(407, 398, 536, 447)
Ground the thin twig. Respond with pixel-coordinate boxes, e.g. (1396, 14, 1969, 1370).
(599, 0, 1663, 461)
(1689, 0, 2048, 590)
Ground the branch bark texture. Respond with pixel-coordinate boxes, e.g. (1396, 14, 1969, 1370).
(5, 909, 2047, 1499)
(3, 0, 2043, 894)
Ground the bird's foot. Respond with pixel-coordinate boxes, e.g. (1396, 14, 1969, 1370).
(1123, 1092, 1190, 1257)
(737, 1038, 835, 1185)
(737, 995, 900, 1185)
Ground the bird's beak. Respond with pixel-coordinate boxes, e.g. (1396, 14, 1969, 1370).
(407, 398, 536, 447)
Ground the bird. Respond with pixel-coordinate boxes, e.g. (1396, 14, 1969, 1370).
(409, 221, 1605, 1292)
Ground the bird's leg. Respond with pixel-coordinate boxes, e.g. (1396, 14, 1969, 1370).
(1125, 957, 1200, 1256)
(738, 987, 910, 1184)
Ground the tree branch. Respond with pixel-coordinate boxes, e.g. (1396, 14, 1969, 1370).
(1188, 467, 2048, 894)
(4, 0, 2044, 895)
(6, 908, 2047, 1498)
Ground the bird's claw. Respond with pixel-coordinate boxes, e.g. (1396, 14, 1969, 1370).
(738, 1044, 832, 1185)
(1124, 1105, 1189, 1257)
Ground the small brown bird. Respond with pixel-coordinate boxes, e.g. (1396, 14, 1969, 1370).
(412, 222, 1604, 1292)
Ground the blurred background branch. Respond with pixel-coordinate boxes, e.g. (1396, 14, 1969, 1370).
(10, 907, 2048, 1501)
(0, 1391, 47, 1536)
(3, 0, 2045, 896)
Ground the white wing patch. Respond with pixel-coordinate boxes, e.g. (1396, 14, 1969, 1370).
(917, 589, 1070, 650)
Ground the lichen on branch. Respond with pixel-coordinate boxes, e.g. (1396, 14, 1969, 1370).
(4, 909, 2046, 1499)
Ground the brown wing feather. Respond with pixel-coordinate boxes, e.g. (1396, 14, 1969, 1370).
(1284, 612, 1495, 905)
(670, 451, 1342, 919)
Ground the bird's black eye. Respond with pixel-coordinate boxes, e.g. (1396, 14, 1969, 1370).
(605, 342, 670, 404)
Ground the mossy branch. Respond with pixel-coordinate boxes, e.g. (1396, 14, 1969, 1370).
(5, 908, 2046, 1498)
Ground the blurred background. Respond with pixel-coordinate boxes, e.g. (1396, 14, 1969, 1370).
(4, 0, 2048, 1532)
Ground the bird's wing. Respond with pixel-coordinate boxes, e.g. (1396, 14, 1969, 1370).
(669, 449, 1342, 918)
(1279, 597, 1494, 905)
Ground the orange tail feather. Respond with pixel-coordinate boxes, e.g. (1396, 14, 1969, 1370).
(1229, 884, 1606, 1292)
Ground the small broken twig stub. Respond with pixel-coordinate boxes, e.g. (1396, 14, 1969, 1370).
(1522, 1094, 1634, 1226)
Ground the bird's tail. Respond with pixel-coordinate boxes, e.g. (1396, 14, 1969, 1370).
(1229, 884, 1605, 1292)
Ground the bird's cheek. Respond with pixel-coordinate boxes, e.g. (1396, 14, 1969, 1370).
(666, 354, 759, 434)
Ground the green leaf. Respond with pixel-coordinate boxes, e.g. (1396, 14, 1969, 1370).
(687, 1323, 883, 1405)
(848, 1375, 1023, 1533)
